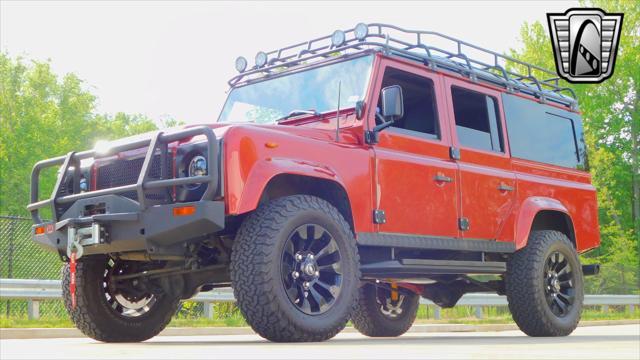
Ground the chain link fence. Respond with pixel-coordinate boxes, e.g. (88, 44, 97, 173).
(1, 214, 638, 321)
(1, 215, 66, 318)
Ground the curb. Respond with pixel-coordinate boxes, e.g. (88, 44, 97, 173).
(1, 319, 638, 340)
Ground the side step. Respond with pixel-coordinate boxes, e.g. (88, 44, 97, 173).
(360, 258, 507, 279)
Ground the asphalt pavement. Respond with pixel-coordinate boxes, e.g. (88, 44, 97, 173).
(1, 324, 638, 359)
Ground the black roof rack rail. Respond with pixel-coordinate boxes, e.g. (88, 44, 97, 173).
(228, 23, 578, 110)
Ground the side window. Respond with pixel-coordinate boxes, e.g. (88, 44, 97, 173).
(377, 68, 439, 139)
(451, 86, 503, 152)
(502, 94, 584, 169)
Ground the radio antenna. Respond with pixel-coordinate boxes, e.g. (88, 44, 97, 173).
(335, 80, 342, 142)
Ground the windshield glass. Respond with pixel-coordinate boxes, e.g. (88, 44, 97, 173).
(218, 55, 374, 124)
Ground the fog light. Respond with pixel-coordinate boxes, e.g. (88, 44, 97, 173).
(331, 30, 346, 47)
(354, 23, 368, 41)
(235, 56, 248, 73)
(255, 51, 268, 68)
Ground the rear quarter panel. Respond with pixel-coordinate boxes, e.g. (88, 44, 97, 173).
(509, 159, 600, 252)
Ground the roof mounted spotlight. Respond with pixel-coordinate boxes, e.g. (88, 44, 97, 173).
(354, 23, 368, 41)
(235, 56, 248, 73)
(331, 30, 346, 47)
(255, 51, 268, 68)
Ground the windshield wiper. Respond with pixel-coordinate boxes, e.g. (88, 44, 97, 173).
(275, 109, 320, 122)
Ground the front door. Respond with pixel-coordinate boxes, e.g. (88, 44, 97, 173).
(372, 62, 460, 238)
(444, 78, 516, 241)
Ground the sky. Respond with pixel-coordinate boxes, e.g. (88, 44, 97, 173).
(1, 0, 580, 125)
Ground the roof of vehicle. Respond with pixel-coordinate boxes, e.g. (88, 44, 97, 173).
(228, 23, 578, 111)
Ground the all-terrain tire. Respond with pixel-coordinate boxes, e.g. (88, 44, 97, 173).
(230, 195, 360, 342)
(62, 255, 180, 342)
(352, 283, 420, 337)
(506, 230, 584, 337)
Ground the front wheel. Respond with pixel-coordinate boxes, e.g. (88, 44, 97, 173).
(230, 195, 360, 342)
(506, 230, 584, 336)
(351, 283, 420, 337)
(62, 255, 180, 342)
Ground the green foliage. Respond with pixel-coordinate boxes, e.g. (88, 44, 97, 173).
(509, 0, 639, 293)
(0, 53, 162, 216)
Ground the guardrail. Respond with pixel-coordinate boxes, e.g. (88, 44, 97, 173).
(1, 278, 638, 320)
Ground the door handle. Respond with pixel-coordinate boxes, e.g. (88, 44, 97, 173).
(498, 183, 514, 192)
(434, 174, 453, 183)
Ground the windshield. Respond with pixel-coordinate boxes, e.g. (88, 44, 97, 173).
(218, 55, 374, 124)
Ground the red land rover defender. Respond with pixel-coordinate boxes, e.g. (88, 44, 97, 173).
(28, 23, 600, 342)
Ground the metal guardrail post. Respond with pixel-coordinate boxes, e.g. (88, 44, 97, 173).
(433, 306, 441, 320)
(27, 300, 39, 320)
(475, 306, 483, 319)
(203, 301, 213, 319)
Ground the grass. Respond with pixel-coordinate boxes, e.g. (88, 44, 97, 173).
(1, 306, 637, 328)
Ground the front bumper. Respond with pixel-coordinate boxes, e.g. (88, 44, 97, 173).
(27, 126, 224, 259)
(32, 195, 225, 258)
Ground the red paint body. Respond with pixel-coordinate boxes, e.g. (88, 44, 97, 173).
(205, 53, 599, 253)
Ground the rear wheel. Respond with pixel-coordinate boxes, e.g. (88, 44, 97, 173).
(351, 283, 420, 337)
(62, 255, 179, 342)
(506, 230, 584, 336)
(230, 195, 360, 342)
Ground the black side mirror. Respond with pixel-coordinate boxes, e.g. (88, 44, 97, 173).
(365, 85, 405, 145)
(381, 85, 404, 122)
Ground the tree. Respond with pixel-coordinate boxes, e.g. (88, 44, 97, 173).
(0, 54, 159, 216)
(509, 0, 639, 293)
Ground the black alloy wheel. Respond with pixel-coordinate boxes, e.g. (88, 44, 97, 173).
(543, 251, 576, 317)
(103, 258, 157, 318)
(281, 224, 343, 315)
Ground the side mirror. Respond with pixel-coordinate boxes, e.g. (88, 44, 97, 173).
(365, 85, 405, 145)
(381, 85, 404, 122)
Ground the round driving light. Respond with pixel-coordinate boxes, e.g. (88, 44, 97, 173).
(235, 56, 248, 73)
(188, 155, 207, 177)
(255, 51, 268, 68)
(354, 23, 368, 41)
(331, 30, 346, 47)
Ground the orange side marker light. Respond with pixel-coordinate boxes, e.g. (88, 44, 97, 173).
(35, 226, 46, 235)
(173, 205, 196, 217)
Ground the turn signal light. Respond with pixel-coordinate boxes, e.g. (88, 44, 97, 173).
(35, 226, 45, 235)
(173, 205, 196, 217)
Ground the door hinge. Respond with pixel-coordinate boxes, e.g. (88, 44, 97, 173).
(373, 209, 387, 224)
(450, 147, 461, 160)
(459, 217, 470, 231)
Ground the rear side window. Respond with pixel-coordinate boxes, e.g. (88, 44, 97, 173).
(451, 87, 503, 152)
(502, 94, 586, 169)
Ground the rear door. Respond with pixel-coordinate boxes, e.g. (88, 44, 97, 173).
(443, 77, 516, 241)
(372, 61, 459, 238)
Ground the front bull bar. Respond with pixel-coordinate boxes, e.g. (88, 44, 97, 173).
(26, 126, 218, 224)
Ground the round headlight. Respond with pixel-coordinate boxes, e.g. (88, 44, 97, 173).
(354, 23, 368, 41)
(331, 30, 346, 47)
(255, 51, 268, 68)
(188, 155, 207, 177)
(235, 56, 248, 73)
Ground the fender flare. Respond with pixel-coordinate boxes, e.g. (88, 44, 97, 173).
(514, 196, 574, 250)
(232, 157, 347, 215)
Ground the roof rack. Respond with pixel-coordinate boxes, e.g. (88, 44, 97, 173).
(228, 23, 578, 110)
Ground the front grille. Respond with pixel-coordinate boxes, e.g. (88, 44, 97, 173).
(96, 153, 173, 201)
